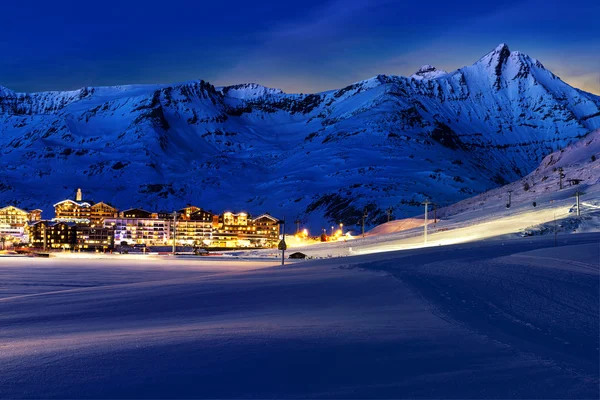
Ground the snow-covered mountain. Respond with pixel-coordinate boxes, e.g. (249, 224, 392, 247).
(442, 127, 600, 220)
(0, 44, 599, 229)
(409, 65, 448, 80)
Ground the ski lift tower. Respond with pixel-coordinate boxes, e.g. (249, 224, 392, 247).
(278, 218, 287, 265)
(361, 209, 368, 237)
(386, 206, 393, 222)
(422, 199, 431, 244)
(574, 190, 585, 216)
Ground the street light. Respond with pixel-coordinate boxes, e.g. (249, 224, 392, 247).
(331, 226, 334, 236)
(340, 223, 343, 235)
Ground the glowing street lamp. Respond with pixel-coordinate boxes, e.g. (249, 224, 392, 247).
(340, 223, 343, 235)
(331, 226, 334, 236)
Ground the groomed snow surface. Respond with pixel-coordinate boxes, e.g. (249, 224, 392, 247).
(0, 234, 598, 399)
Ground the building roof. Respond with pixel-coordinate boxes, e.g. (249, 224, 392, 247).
(0, 205, 28, 214)
(190, 209, 214, 217)
(252, 213, 279, 222)
(91, 201, 117, 210)
(178, 205, 201, 213)
(28, 220, 77, 228)
(53, 199, 94, 208)
(122, 208, 152, 214)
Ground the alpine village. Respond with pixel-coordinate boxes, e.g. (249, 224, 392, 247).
(0, 189, 282, 253)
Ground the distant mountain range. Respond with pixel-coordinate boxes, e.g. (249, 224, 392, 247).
(0, 43, 599, 230)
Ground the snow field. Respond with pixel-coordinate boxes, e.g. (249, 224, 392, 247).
(0, 234, 598, 398)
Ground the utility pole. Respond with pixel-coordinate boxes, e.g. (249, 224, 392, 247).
(361, 209, 368, 237)
(433, 203, 438, 224)
(574, 190, 585, 216)
(279, 218, 286, 266)
(172, 211, 177, 255)
(295, 219, 301, 234)
(558, 167, 565, 190)
(386, 207, 393, 222)
(507, 190, 513, 208)
(422, 199, 430, 244)
(553, 212, 557, 247)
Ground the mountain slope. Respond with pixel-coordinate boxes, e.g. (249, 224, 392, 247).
(0, 44, 599, 229)
(441, 127, 600, 220)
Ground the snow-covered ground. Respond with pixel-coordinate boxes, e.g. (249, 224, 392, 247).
(0, 233, 598, 398)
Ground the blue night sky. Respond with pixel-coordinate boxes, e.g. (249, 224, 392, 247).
(1, 0, 599, 94)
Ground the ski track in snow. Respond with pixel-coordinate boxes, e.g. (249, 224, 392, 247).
(0, 235, 598, 398)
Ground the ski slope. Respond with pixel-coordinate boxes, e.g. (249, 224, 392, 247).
(266, 129, 599, 258)
(0, 234, 598, 398)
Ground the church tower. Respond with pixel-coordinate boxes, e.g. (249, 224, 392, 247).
(76, 188, 82, 202)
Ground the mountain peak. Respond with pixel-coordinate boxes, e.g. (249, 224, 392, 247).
(219, 83, 284, 99)
(494, 43, 509, 52)
(0, 85, 15, 97)
(410, 65, 448, 80)
(477, 43, 511, 67)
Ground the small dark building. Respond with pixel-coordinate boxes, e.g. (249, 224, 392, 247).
(289, 252, 308, 259)
(188, 209, 215, 222)
(28, 221, 77, 250)
(76, 226, 115, 251)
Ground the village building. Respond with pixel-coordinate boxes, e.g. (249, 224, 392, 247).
(89, 202, 118, 227)
(175, 206, 215, 246)
(209, 212, 280, 248)
(28, 221, 77, 250)
(211, 212, 254, 247)
(53, 188, 94, 223)
(53, 188, 117, 227)
(103, 217, 170, 246)
(289, 252, 308, 259)
(251, 214, 280, 247)
(29, 209, 43, 222)
(75, 227, 115, 251)
(0, 205, 43, 243)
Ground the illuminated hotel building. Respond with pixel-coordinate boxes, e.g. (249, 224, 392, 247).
(209, 212, 280, 247)
(104, 214, 170, 246)
(53, 188, 117, 226)
(0, 205, 42, 242)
